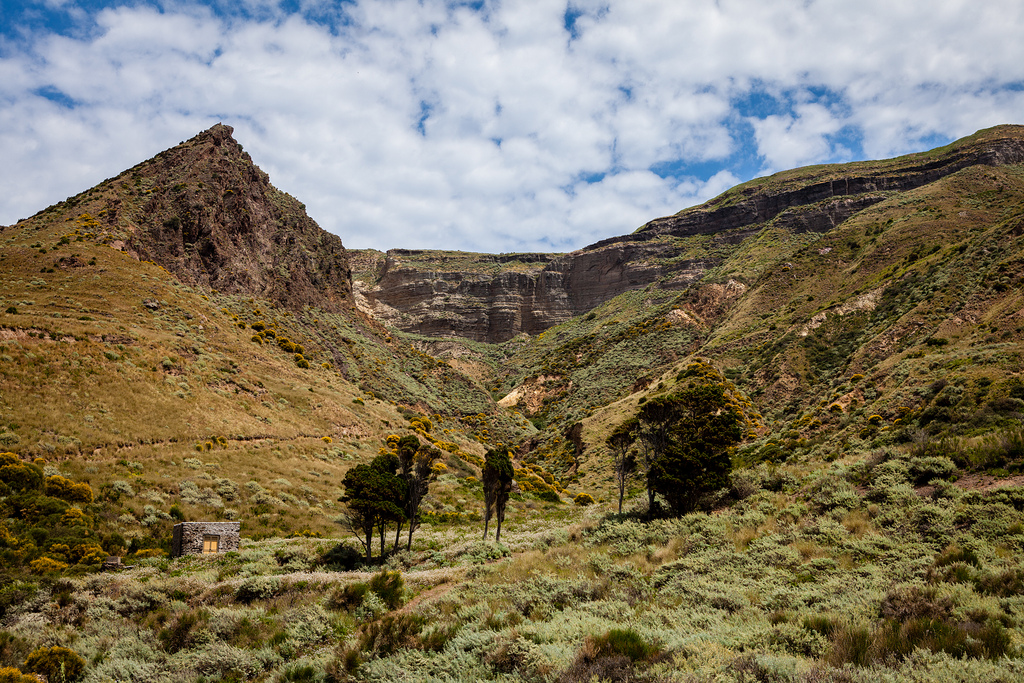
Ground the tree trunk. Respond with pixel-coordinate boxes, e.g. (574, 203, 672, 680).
(393, 520, 403, 553)
(364, 529, 373, 563)
(618, 481, 625, 514)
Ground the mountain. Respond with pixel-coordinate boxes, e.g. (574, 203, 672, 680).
(0, 123, 512, 541)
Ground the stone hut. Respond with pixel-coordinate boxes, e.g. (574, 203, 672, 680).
(172, 521, 240, 557)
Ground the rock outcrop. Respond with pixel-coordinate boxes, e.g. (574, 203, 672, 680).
(116, 124, 352, 312)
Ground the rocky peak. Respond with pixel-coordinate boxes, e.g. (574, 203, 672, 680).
(116, 124, 352, 312)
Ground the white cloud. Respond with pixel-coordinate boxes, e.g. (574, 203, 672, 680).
(1, 0, 1023, 252)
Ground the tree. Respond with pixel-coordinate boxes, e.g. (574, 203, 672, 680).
(606, 421, 637, 514)
(647, 385, 742, 515)
(633, 397, 681, 518)
(392, 435, 420, 552)
(394, 436, 439, 552)
(613, 384, 743, 518)
(482, 448, 514, 543)
(339, 456, 406, 563)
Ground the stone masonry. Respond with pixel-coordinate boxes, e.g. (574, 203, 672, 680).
(172, 521, 240, 557)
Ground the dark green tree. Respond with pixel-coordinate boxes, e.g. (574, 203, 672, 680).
(339, 455, 406, 563)
(606, 420, 637, 514)
(394, 436, 439, 552)
(647, 385, 742, 515)
(392, 435, 421, 551)
(633, 396, 682, 518)
(482, 448, 514, 543)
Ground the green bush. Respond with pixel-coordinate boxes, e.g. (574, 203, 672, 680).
(590, 628, 658, 662)
(976, 567, 1024, 597)
(560, 628, 660, 682)
(328, 582, 368, 611)
(158, 609, 207, 653)
(356, 613, 423, 658)
(318, 542, 362, 571)
(0, 666, 38, 683)
(908, 456, 957, 484)
(235, 576, 282, 603)
(24, 645, 85, 682)
(368, 570, 404, 610)
(573, 492, 595, 506)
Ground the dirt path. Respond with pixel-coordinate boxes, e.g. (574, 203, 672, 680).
(953, 473, 1024, 492)
(398, 577, 464, 614)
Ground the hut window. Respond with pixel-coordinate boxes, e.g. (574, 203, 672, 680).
(202, 535, 220, 554)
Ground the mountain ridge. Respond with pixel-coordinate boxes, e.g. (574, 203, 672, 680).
(355, 124, 1024, 344)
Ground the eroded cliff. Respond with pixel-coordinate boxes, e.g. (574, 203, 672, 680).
(355, 125, 1024, 343)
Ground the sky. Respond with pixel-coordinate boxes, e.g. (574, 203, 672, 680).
(1, 1, 1023, 253)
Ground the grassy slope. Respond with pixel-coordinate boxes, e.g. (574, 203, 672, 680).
(0, 190, 527, 545)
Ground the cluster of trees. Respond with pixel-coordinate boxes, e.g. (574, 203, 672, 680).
(340, 381, 741, 561)
(340, 436, 439, 562)
(607, 384, 743, 517)
(340, 438, 519, 560)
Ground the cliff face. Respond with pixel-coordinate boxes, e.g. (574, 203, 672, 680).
(116, 124, 352, 312)
(356, 125, 1024, 343)
(622, 124, 1024, 244)
(354, 239, 707, 343)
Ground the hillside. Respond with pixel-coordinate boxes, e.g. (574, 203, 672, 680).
(0, 124, 526, 543)
(0, 124, 1022, 683)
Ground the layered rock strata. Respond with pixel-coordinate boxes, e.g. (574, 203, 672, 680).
(357, 126, 1024, 343)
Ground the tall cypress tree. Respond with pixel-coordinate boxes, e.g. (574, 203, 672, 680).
(482, 448, 514, 543)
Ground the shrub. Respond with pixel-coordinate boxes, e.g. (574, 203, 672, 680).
(43, 476, 92, 504)
(280, 663, 318, 682)
(368, 570, 404, 610)
(560, 628, 660, 683)
(328, 582, 369, 611)
(23, 646, 85, 682)
(356, 613, 423, 657)
(159, 610, 206, 653)
(573, 493, 595, 506)
(0, 457, 42, 492)
(908, 456, 957, 485)
(0, 667, 38, 683)
(29, 558, 67, 574)
(933, 544, 980, 569)
(319, 542, 362, 571)
(590, 628, 658, 662)
(976, 567, 1024, 597)
(236, 576, 282, 603)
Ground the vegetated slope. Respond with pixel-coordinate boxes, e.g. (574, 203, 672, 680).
(0, 126, 527, 546)
(401, 127, 1024, 497)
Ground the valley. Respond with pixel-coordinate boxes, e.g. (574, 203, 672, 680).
(0, 124, 1022, 682)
